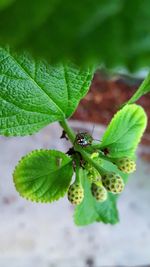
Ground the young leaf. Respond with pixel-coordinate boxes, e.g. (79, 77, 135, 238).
(13, 150, 73, 203)
(74, 169, 119, 226)
(0, 47, 93, 136)
(100, 104, 147, 158)
(127, 73, 150, 104)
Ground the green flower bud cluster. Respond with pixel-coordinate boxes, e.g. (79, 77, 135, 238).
(102, 172, 124, 194)
(86, 152, 125, 201)
(67, 153, 136, 205)
(115, 157, 136, 174)
(88, 155, 136, 201)
(91, 171, 124, 203)
(91, 183, 107, 202)
(67, 182, 84, 205)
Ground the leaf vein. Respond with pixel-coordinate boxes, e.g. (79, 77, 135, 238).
(3, 49, 64, 117)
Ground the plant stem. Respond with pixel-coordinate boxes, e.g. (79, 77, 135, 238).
(75, 159, 81, 184)
(59, 119, 107, 175)
(76, 147, 106, 175)
(90, 142, 103, 150)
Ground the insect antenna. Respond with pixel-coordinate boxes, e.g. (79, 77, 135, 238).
(90, 125, 103, 142)
(91, 125, 95, 136)
(90, 124, 100, 141)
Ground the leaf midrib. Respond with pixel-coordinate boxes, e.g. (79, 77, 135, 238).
(15, 162, 72, 184)
(63, 64, 69, 113)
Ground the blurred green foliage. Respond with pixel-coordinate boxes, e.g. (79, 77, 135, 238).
(0, 0, 15, 10)
(1, 0, 150, 70)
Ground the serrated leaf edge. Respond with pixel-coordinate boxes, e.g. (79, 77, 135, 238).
(13, 149, 73, 203)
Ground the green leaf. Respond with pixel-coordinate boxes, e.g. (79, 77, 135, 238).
(0, 0, 59, 42)
(74, 170, 98, 226)
(100, 104, 147, 158)
(0, 0, 15, 10)
(74, 168, 119, 226)
(0, 47, 93, 136)
(127, 73, 150, 104)
(1, 0, 150, 70)
(13, 149, 73, 203)
(0, 0, 121, 64)
(95, 194, 119, 224)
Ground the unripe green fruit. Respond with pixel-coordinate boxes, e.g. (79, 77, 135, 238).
(117, 158, 136, 174)
(68, 183, 84, 205)
(86, 153, 102, 185)
(91, 183, 107, 202)
(88, 173, 101, 185)
(102, 172, 124, 194)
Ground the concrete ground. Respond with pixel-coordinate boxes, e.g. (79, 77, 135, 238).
(0, 121, 150, 267)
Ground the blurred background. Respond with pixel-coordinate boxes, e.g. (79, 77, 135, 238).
(0, 0, 150, 266)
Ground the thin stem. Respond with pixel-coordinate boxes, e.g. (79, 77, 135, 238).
(75, 157, 81, 184)
(75, 147, 106, 175)
(59, 119, 107, 176)
(90, 142, 103, 150)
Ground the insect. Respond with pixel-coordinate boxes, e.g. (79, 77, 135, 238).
(75, 132, 93, 147)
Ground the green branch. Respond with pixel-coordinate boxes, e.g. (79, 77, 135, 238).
(59, 119, 106, 175)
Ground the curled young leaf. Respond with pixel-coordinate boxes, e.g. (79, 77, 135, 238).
(13, 150, 73, 203)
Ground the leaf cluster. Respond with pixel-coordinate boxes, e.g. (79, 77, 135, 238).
(0, 47, 149, 225)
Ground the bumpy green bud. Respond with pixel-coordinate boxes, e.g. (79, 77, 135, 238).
(102, 172, 124, 194)
(116, 158, 136, 174)
(91, 183, 107, 202)
(88, 173, 101, 185)
(67, 182, 84, 205)
(86, 152, 102, 185)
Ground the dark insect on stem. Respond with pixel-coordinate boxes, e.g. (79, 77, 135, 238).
(75, 132, 93, 147)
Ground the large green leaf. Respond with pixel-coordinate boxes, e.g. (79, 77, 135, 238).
(1, 0, 150, 70)
(0, 0, 59, 41)
(13, 150, 73, 202)
(100, 104, 147, 158)
(0, 0, 121, 65)
(0, 0, 15, 10)
(0, 47, 93, 136)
